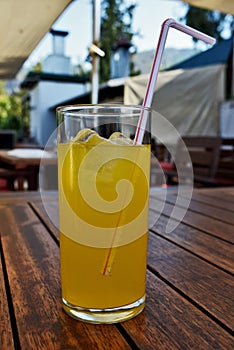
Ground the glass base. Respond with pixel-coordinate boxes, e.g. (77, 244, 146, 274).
(62, 295, 145, 324)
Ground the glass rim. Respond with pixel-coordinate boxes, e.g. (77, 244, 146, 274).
(56, 104, 151, 116)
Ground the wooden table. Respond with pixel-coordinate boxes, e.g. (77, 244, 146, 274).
(0, 187, 233, 349)
(0, 149, 57, 190)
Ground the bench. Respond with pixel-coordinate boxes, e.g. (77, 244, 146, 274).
(216, 138, 234, 182)
(161, 136, 231, 187)
(0, 130, 16, 149)
(0, 168, 35, 190)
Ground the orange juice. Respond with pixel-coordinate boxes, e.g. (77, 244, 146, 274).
(58, 135, 150, 322)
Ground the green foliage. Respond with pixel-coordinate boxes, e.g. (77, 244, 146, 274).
(0, 82, 29, 139)
(32, 61, 42, 72)
(100, 0, 137, 82)
(74, 63, 91, 81)
(183, 6, 233, 43)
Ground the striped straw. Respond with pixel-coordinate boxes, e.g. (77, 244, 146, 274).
(134, 18, 216, 145)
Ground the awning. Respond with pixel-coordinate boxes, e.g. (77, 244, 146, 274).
(0, 0, 73, 80)
(124, 64, 225, 142)
(182, 0, 234, 15)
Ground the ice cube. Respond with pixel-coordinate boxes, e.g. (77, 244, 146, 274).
(72, 128, 97, 142)
(72, 128, 107, 145)
(109, 132, 134, 145)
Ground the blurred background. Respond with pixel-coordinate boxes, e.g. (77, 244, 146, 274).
(0, 0, 233, 190)
(0, 0, 233, 146)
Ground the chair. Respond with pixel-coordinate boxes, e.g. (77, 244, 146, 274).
(163, 136, 223, 186)
(0, 168, 35, 191)
(0, 130, 16, 149)
(216, 138, 234, 182)
(150, 139, 171, 186)
(0, 130, 38, 191)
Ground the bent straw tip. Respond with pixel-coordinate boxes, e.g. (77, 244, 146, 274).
(162, 18, 176, 26)
(163, 18, 216, 46)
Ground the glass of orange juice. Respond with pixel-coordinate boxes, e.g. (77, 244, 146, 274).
(56, 104, 151, 323)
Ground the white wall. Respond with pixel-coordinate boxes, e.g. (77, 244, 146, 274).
(43, 55, 72, 75)
(220, 101, 234, 137)
(30, 80, 89, 146)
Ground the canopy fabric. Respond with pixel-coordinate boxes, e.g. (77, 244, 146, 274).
(182, 0, 234, 15)
(124, 64, 225, 143)
(0, 0, 72, 80)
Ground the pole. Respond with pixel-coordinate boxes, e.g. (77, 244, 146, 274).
(91, 0, 101, 104)
(232, 36, 234, 97)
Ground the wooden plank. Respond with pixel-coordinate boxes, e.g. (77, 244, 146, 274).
(0, 252, 14, 350)
(0, 192, 57, 211)
(150, 197, 234, 243)
(190, 150, 213, 167)
(147, 233, 234, 332)
(1, 189, 234, 349)
(173, 190, 234, 213)
(0, 203, 132, 350)
(162, 193, 234, 225)
(29, 199, 59, 241)
(121, 270, 234, 350)
(150, 187, 234, 209)
(0, 191, 42, 204)
(149, 212, 234, 274)
(195, 188, 234, 203)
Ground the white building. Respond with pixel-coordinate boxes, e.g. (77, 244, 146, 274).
(22, 29, 89, 146)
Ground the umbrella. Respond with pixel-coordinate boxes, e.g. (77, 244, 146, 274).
(182, 0, 234, 15)
(0, 0, 72, 80)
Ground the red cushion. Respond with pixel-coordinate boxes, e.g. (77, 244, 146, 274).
(160, 162, 174, 170)
(215, 177, 234, 185)
(0, 178, 11, 191)
(0, 179, 7, 187)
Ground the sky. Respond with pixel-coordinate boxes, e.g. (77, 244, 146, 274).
(24, 0, 194, 69)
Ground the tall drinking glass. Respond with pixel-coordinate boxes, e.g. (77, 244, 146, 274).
(57, 104, 151, 323)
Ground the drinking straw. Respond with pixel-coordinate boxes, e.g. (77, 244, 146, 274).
(134, 18, 216, 145)
(102, 19, 216, 276)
